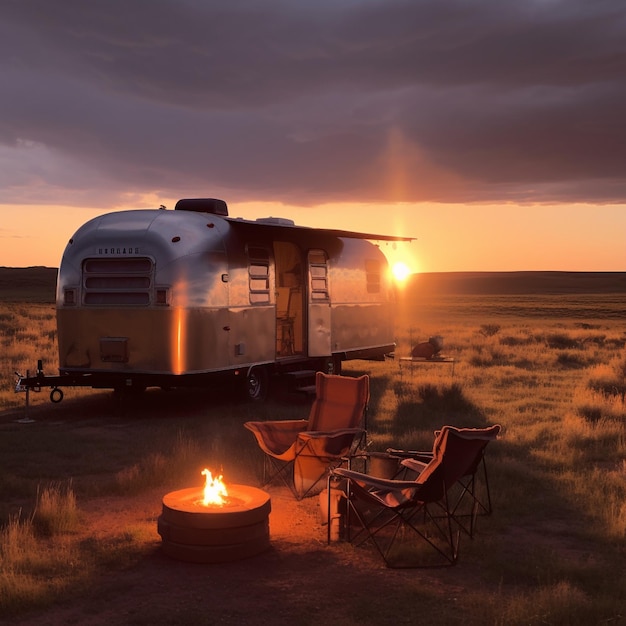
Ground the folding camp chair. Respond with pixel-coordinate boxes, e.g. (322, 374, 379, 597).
(244, 372, 369, 499)
(329, 425, 498, 567)
(387, 424, 500, 536)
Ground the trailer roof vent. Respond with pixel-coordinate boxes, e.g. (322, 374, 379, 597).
(174, 198, 228, 216)
(256, 217, 295, 226)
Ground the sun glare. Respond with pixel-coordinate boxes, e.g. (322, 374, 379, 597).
(392, 261, 412, 282)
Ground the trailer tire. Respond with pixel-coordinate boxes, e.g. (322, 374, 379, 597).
(244, 367, 269, 402)
(50, 387, 64, 403)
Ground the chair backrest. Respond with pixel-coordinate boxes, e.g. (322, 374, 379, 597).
(415, 425, 500, 502)
(307, 372, 370, 432)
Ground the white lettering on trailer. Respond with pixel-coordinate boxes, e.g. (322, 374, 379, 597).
(97, 247, 140, 255)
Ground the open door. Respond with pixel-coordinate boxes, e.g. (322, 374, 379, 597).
(307, 249, 331, 357)
(274, 241, 304, 357)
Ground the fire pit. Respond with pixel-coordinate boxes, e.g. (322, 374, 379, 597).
(158, 470, 271, 563)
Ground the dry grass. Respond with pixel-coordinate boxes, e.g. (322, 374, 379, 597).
(1, 285, 626, 623)
(32, 482, 80, 537)
(1, 303, 61, 411)
(0, 303, 96, 411)
(0, 484, 82, 614)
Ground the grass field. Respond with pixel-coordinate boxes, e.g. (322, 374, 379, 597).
(0, 269, 625, 623)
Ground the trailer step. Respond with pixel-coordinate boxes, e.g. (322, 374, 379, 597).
(281, 369, 317, 397)
(296, 384, 316, 396)
(284, 369, 316, 380)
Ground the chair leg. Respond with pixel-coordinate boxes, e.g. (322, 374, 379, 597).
(262, 457, 300, 498)
(340, 480, 460, 568)
(327, 474, 332, 544)
(480, 456, 493, 515)
(326, 475, 348, 543)
(262, 454, 342, 501)
(443, 457, 494, 538)
(448, 475, 478, 537)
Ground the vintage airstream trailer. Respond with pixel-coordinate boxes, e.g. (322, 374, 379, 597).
(21, 199, 412, 401)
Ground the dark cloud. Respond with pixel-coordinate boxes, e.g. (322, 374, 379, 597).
(1, 0, 625, 207)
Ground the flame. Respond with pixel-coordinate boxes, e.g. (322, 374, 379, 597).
(201, 469, 228, 506)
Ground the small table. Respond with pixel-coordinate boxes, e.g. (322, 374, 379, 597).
(399, 355, 456, 377)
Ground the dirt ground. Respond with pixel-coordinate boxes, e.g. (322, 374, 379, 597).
(7, 479, 481, 626)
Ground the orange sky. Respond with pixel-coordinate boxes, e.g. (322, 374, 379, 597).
(1, 201, 624, 273)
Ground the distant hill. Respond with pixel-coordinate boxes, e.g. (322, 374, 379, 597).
(407, 271, 626, 296)
(0, 267, 58, 302)
(0, 267, 624, 304)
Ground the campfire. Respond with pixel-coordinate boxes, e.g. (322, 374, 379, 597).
(158, 469, 271, 563)
(198, 469, 228, 506)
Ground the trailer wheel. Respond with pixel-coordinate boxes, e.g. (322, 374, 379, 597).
(50, 387, 64, 403)
(244, 367, 269, 402)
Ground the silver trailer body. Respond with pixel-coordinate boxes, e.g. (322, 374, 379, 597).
(53, 199, 409, 397)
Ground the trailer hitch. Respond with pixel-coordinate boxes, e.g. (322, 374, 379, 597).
(14, 371, 40, 394)
(14, 360, 64, 404)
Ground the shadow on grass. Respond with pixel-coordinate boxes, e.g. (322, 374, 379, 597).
(386, 382, 488, 440)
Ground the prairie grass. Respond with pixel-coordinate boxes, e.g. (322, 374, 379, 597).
(0, 303, 61, 411)
(0, 484, 81, 614)
(0, 496, 153, 616)
(113, 429, 203, 495)
(32, 482, 80, 537)
(0, 302, 97, 411)
(0, 289, 626, 622)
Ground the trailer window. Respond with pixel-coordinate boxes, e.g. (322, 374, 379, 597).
(308, 250, 329, 301)
(82, 257, 153, 306)
(247, 246, 270, 304)
(365, 259, 381, 293)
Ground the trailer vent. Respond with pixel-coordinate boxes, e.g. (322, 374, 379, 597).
(82, 258, 154, 306)
(174, 198, 228, 216)
(256, 217, 295, 226)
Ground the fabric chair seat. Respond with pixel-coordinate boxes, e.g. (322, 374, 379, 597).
(245, 373, 370, 499)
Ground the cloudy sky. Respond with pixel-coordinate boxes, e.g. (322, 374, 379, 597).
(1, 0, 625, 272)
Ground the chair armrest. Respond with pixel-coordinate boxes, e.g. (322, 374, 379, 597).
(386, 447, 433, 463)
(297, 427, 364, 442)
(296, 428, 365, 458)
(332, 468, 421, 509)
(332, 467, 418, 490)
(244, 419, 309, 456)
(244, 419, 308, 438)
(400, 458, 429, 474)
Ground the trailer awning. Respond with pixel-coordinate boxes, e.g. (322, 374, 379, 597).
(225, 217, 415, 242)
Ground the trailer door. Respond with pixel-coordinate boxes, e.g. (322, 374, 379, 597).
(307, 249, 331, 357)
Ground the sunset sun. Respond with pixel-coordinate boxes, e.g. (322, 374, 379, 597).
(391, 261, 412, 282)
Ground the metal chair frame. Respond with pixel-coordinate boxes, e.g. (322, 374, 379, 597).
(328, 425, 500, 567)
